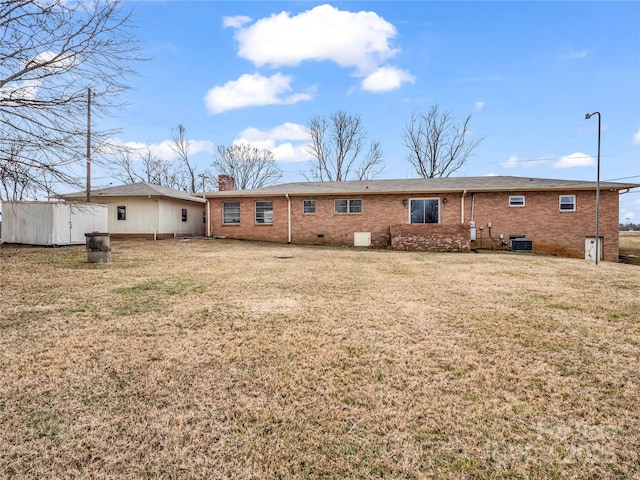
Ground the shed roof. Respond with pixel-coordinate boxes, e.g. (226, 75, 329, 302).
(205, 176, 640, 198)
(62, 182, 206, 204)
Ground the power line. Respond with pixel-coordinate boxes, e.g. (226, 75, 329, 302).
(603, 174, 640, 182)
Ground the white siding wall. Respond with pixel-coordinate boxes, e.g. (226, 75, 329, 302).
(101, 197, 158, 234)
(1, 202, 107, 245)
(158, 198, 206, 236)
(96, 197, 205, 236)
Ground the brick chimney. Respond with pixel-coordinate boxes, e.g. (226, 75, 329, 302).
(218, 175, 236, 191)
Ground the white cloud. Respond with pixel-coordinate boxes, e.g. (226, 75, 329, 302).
(223, 15, 251, 29)
(560, 50, 588, 60)
(633, 128, 640, 145)
(107, 138, 214, 161)
(235, 122, 312, 162)
(553, 152, 595, 168)
(239, 122, 308, 142)
(474, 101, 485, 111)
(501, 155, 551, 169)
(204, 73, 312, 114)
(0, 79, 40, 102)
(361, 67, 415, 92)
(31, 50, 77, 72)
(229, 4, 399, 73)
(501, 155, 520, 169)
(1, 51, 77, 102)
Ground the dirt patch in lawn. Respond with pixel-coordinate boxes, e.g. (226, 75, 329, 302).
(1, 239, 639, 479)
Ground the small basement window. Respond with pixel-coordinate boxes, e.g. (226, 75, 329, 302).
(509, 195, 525, 207)
(182, 208, 187, 222)
(559, 195, 576, 212)
(117, 205, 126, 221)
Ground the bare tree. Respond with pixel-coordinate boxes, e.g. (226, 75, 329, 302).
(169, 124, 198, 194)
(213, 143, 282, 190)
(304, 110, 383, 182)
(113, 146, 188, 191)
(403, 105, 484, 178)
(0, 139, 39, 200)
(0, 0, 141, 198)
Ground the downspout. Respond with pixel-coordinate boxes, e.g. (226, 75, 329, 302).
(471, 193, 475, 222)
(285, 193, 291, 244)
(153, 197, 158, 240)
(206, 197, 211, 238)
(461, 190, 467, 224)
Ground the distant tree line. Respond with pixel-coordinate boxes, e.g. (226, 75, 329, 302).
(620, 223, 640, 231)
(108, 104, 483, 194)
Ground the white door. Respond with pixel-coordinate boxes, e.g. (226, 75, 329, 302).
(585, 237, 603, 262)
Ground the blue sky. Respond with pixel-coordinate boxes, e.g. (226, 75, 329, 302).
(99, 0, 640, 223)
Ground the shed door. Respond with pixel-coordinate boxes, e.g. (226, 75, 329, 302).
(585, 237, 603, 262)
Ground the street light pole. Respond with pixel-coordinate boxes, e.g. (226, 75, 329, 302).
(585, 111, 601, 265)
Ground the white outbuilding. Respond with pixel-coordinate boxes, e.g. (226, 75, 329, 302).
(1, 201, 108, 246)
(60, 182, 207, 239)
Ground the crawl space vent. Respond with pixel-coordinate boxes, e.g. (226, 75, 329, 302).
(354, 232, 371, 247)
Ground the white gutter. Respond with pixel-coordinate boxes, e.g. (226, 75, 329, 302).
(285, 193, 292, 244)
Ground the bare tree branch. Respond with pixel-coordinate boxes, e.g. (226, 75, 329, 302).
(403, 105, 484, 178)
(0, 0, 142, 199)
(112, 145, 189, 191)
(304, 110, 383, 182)
(213, 143, 282, 190)
(169, 124, 198, 194)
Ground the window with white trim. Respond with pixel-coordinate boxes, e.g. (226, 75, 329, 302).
(255, 201, 273, 224)
(509, 195, 525, 207)
(410, 198, 440, 224)
(117, 205, 126, 221)
(181, 208, 188, 222)
(559, 195, 576, 212)
(334, 199, 362, 214)
(222, 201, 240, 224)
(303, 199, 316, 214)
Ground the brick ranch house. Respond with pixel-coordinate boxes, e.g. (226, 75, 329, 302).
(204, 176, 639, 262)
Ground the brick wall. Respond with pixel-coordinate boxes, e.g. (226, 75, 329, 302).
(209, 192, 461, 248)
(209, 196, 290, 243)
(465, 190, 619, 262)
(207, 189, 621, 261)
(390, 224, 471, 252)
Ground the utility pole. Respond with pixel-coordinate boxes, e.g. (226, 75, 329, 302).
(585, 111, 601, 264)
(86, 87, 92, 203)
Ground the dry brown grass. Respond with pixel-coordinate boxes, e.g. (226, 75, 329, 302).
(1, 239, 639, 479)
(619, 231, 640, 265)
